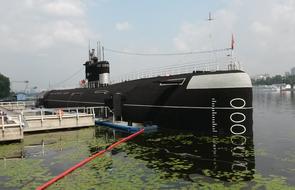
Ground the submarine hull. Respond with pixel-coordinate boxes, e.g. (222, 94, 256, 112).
(42, 70, 253, 134)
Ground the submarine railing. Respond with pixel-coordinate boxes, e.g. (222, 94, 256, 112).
(110, 58, 241, 84)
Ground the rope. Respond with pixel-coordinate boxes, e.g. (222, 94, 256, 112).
(104, 47, 232, 56)
(53, 67, 84, 88)
(36, 128, 145, 190)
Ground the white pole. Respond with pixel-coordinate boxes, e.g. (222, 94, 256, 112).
(1, 116, 4, 132)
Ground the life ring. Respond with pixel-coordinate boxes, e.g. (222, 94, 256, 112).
(56, 109, 64, 117)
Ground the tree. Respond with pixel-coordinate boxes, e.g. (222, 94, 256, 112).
(285, 75, 295, 89)
(252, 74, 285, 85)
(0, 73, 10, 98)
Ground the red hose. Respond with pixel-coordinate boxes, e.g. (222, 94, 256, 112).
(36, 128, 144, 190)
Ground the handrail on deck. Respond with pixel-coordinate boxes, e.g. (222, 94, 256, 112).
(110, 58, 242, 84)
(21, 106, 113, 123)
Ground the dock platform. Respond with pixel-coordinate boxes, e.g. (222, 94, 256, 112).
(95, 120, 158, 133)
(0, 101, 27, 111)
(22, 107, 97, 132)
(0, 101, 158, 142)
(0, 115, 23, 142)
(0, 102, 112, 142)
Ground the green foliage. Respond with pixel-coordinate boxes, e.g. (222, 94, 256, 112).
(0, 73, 10, 98)
(0, 128, 295, 189)
(252, 74, 295, 86)
(285, 75, 295, 86)
(0, 159, 52, 189)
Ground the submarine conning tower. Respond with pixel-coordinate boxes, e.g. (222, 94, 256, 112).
(84, 48, 110, 88)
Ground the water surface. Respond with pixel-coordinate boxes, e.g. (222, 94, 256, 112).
(0, 90, 294, 189)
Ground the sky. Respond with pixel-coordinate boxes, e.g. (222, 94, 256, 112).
(0, 0, 295, 91)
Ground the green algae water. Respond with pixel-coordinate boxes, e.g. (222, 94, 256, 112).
(0, 90, 295, 189)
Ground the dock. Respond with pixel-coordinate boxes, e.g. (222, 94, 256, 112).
(1, 115, 23, 142)
(0, 101, 156, 143)
(0, 102, 112, 142)
(0, 101, 27, 111)
(22, 107, 97, 132)
(95, 120, 158, 133)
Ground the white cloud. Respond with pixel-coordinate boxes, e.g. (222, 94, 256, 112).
(173, 0, 295, 75)
(0, 1, 93, 52)
(251, 22, 272, 35)
(173, 22, 211, 51)
(0, 1, 98, 89)
(115, 21, 132, 31)
(43, 0, 84, 17)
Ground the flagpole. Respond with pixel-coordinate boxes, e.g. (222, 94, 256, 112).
(231, 34, 235, 69)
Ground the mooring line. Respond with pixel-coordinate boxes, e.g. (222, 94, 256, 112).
(36, 128, 144, 190)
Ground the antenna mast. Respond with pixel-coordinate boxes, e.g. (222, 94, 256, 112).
(88, 40, 91, 61)
(102, 46, 105, 61)
(230, 34, 236, 69)
(98, 41, 101, 61)
(207, 12, 217, 65)
(208, 12, 213, 21)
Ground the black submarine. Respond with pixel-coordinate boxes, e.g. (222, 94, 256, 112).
(41, 47, 253, 134)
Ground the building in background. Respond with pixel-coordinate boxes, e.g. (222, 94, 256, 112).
(16, 93, 27, 101)
(252, 74, 270, 80)
(291, 67, 295, 75)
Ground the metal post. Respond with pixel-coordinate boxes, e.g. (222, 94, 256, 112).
(92, 107, 95, 119)
(59, 109, 62, 120)
(42, 140, 45, 156)
(19, 115, 22, 129)
(41, 109, 44, 123)
(76, 108, 79, 126)
(1, 116, 4, 131)
(113, 129, 116, 140)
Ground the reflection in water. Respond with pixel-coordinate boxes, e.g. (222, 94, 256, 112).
(254, 89, 295, 111)
(95, 109, 255, 182)
(0, 107, 255, 188)
(0, 129, 100, 189)
(0, 129, 96, 161)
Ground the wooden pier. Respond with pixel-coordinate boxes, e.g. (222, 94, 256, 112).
(0, 101, 27, 111)
(22, 107, 97, 132)
(0, 102, 112, 142)
(0, 115, 23, 142)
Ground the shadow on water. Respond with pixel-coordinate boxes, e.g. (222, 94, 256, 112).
(121, 128, 255, 182)
(93, 108, 255, 182)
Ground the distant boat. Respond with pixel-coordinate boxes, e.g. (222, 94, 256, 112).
(280, 84, 295, 91)
(253, 85, 280, 92)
